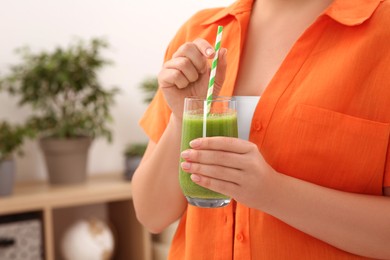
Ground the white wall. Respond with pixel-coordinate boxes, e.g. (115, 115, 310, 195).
(0, 0, 234, 180)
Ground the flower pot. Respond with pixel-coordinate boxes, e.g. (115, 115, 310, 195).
(40, 137, 92, 185)
(0, 159, 15, 196)
(124, 156, 142, 181)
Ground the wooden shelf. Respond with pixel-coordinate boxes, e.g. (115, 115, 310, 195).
(0, 174, 152, 260)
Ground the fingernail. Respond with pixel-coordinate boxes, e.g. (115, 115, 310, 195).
(191, 174, 201, 182)
(181, 150, 190, 159)
(205, 48, 214, 57)
(190, 139, 201, 148)
(181, 162, 191, 170)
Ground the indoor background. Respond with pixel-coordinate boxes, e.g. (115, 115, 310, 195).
(0, 0, 235, 181)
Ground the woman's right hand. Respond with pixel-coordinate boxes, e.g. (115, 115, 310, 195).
(158, 38, 228, 119)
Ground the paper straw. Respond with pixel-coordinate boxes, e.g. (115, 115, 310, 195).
(203, 25, 223, 137)
(206, 25, 223, 114)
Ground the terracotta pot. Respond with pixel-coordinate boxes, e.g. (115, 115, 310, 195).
(0, 159, 15, 196)
(40, 137, 92, 185)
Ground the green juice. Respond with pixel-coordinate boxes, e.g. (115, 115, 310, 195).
(179, 113, 238, 199)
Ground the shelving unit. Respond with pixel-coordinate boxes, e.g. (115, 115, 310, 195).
(0, 174, 152, 260)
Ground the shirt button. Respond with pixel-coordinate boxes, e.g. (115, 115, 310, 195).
(236, 233, 244, 242)
(254, 121, 263, 132)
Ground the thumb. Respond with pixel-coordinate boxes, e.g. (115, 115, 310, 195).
(213, 48, 227, 96)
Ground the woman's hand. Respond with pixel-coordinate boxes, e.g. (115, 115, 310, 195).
(180, 136, 276, 209)
(158, 38, 227, 119)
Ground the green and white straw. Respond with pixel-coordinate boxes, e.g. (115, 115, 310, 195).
(203, 25, 223, 137)
(206, 25, 223, 113)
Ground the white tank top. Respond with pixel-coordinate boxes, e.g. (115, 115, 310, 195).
(234, 96, 261, 140)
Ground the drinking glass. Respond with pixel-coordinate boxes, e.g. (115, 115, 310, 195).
(179, 96, 238, 208)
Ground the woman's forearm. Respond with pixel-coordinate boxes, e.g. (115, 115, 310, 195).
(263, 172, 390, 259)
(132, 115, 187, 233)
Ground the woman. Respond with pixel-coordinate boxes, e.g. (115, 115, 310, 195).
(132, 0, 390, 258)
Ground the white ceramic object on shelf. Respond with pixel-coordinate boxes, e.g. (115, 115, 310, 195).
(61, 218, 115, 260)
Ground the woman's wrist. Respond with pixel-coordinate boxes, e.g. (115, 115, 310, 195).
(257, 168, 287, 214)
(169, 113, 183, 131)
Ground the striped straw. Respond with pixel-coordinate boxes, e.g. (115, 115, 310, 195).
(203, 25, 223, 137)
(206, 25, 223, 114)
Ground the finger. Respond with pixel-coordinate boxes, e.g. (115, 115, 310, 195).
(190, 137, 256, 154)
(158, 68, 189, 89)
(192, 38, 215, 58)
(181, 149, 243, 169)
(164, 57, 200, 84)
(213, 48, 228, 96)
(181, 161, 242, 184)
(190, 173, 239, 199)
(172, 39, 212, 74)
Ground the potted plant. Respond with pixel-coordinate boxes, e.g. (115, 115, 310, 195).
(0, 122, 33, 196)
(123, 143, 147, 181)
(0, 38, 119, 185)
(139, 76, 158, 104)
(123, 76, 158, 181)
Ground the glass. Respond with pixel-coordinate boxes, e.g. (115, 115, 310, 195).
(179, 96, 238, 208)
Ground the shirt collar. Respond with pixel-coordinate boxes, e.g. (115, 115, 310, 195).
(201, 0, 253, 25)
(324, 0, 384, 26)
(201, 0, 383, 26)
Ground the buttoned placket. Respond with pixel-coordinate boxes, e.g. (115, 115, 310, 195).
(233, 203, 251, 259)
(230, 11, 253, 260)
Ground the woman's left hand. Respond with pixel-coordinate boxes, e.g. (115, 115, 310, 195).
(180, 136, 276, 209)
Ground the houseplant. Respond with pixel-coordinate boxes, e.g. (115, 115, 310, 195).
(139, 76, 158, 104)
(0, 38, 119, 185)
(123, 76, 158, 181)
(0, 122, 33, 196)
(124, 143, 147, 181)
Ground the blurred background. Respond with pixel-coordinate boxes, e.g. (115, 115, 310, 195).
(0, 1, 237, 259)
(0, 0, 235, 181)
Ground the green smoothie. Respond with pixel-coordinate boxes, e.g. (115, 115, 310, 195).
(179, 112, 238, 200)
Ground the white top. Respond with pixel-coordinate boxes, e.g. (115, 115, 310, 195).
(234, 96, 261, 140)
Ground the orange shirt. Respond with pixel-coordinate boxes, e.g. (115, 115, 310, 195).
(139, 0, 390, 259)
